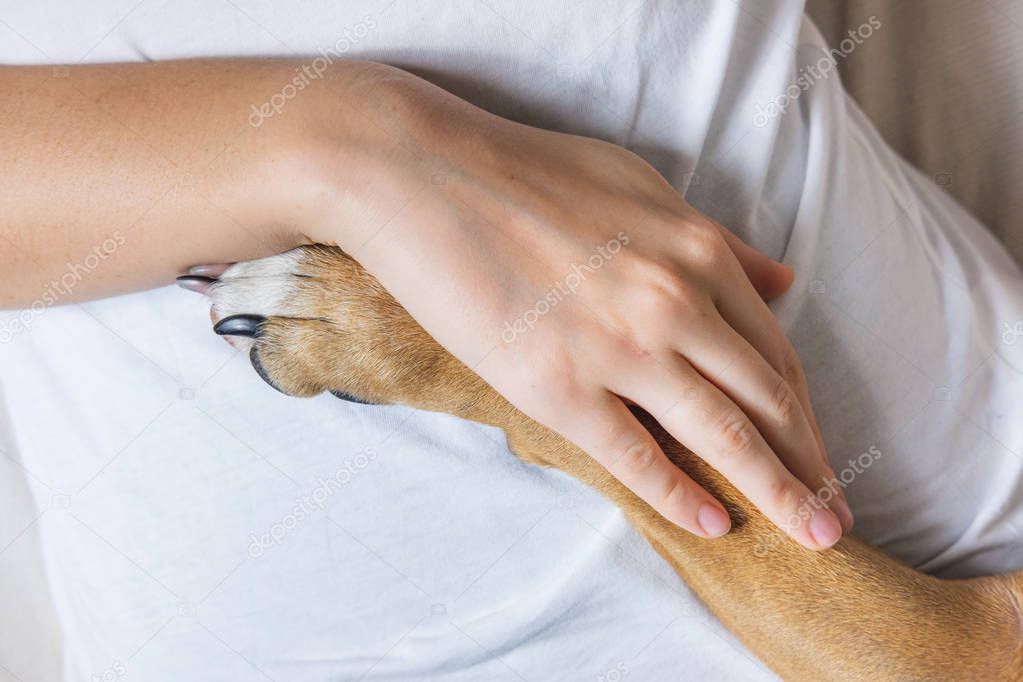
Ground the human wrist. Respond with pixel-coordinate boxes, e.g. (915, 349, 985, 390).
(280, 60, 487, 252)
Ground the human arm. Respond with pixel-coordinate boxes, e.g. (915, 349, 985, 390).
(0, 59, 850, 548)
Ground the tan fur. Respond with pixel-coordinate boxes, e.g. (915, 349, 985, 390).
(212, 245, 1023, 680)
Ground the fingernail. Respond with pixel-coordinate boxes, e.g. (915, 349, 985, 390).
(213, 314, 265, 338)
(697, 504, 731, 538)
(809, 509, 842, 549)
(188, 263, 232, 277)
(176, 275, 216, 294)
(831, 496, 855, 533)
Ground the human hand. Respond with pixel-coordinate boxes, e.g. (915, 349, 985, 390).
(299, 64, 852, 549)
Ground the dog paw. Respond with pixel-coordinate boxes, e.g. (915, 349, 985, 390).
(182, 245, 450, 406)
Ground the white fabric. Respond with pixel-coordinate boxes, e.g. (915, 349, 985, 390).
(806, 0, 1023, 267)
(2, 1, 1023, 680)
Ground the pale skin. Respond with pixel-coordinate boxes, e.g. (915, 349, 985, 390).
(0, 59, 851, 549)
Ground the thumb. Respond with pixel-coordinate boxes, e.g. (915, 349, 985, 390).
(716, 226, 794, 301)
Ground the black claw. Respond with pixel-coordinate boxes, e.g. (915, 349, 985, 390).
(214, 314, 266, 338)
(249, 347, 287, 394)
(330, 389, 372, 405)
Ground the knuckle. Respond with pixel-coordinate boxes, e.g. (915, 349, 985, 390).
(607, 334, 656, 368)
(661, 477, 691, 512)
(768, 477, 807, 516)
(644, 265, 688, 303)
(770, 376, 798, 425)
(683, 219, 728, 266)
(778, 343, 804, 386)
(714, 409, 757, 459)
(616, 439, 658, 475)
(635, 264, 705, 319)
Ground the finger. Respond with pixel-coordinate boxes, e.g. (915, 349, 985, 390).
(698, 238, 851, 516)
(715, 225, 794, 301)
(779, 363, 850, 527)
(794, 381, 833, 485)
(614, 356, 843, 550)
(563, 392, 732, 539)
(675, 310, 852, 530)
(710, 264, 853, 529)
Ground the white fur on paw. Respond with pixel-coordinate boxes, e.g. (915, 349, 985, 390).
(209, 249, 305, 319)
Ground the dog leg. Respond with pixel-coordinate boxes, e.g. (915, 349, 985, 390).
(202, 245, 1023, 680)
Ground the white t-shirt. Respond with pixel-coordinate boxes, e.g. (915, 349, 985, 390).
(1, 2, 1022, 680)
